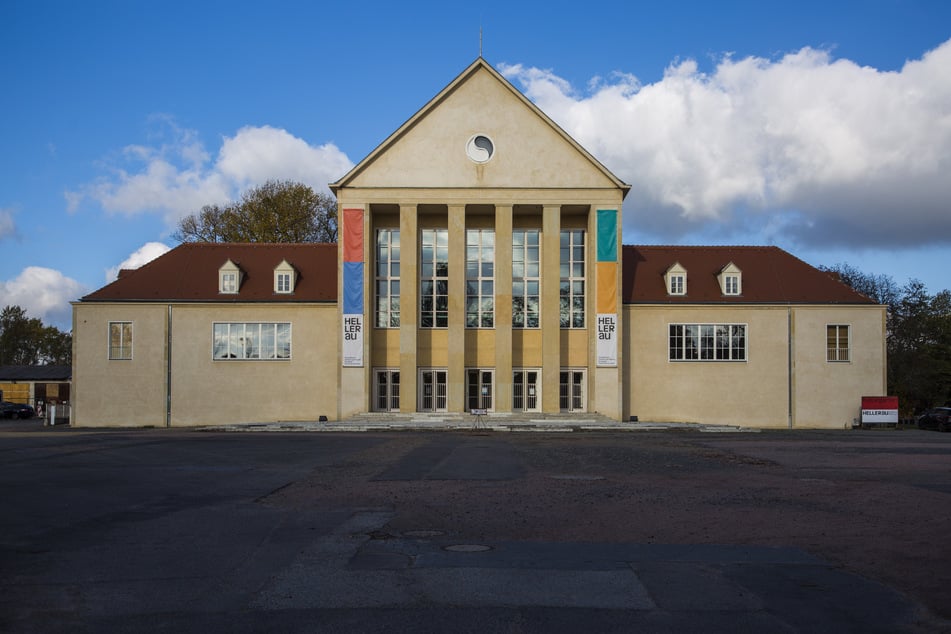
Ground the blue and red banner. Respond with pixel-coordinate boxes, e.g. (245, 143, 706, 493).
(342, 208, 364, 367)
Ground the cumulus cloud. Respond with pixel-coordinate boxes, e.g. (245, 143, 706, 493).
(104, 242, 171, 283)
(68, 123, 354, 229)
(502, 38, 951, 248)
(0, 267, 87, 330)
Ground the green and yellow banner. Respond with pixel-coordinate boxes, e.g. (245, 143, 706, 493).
(596, 209, 618, 367)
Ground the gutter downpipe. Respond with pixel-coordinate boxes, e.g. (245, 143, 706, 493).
(787, 307, 793, 430)
(166, 304, 172, 428)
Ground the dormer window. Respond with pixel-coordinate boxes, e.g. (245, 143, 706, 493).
(219, 259, 243, 294)
(718, 262, 742, 296)
(665, 263, 687, 296)
(274, 259, 297, 294)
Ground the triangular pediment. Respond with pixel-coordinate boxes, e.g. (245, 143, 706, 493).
(332, 58, 629, 195)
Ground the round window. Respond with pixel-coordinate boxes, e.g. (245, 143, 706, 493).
(465, 134, 495, 164)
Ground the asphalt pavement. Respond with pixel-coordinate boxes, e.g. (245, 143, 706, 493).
(1, 422, 948, 633)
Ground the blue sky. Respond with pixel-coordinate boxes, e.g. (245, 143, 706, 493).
(3, 0, 950, 330)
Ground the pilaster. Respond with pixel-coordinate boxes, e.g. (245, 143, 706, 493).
(399, 204, 418, 413)
(447, 204, 466, 411)
(494, 204, 513, 412)
(541, 204, 561, 412)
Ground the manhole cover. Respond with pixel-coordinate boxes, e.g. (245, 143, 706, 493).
(403, 530, 445, 538)
(443, 544, 492, 553)
(548, 474, 605, 481)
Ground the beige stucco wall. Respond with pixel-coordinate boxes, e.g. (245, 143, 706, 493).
(624, 305, 792, 428)
(623, 304, 887, 429)
(347, 68, 617, 192)
(72, 302, 339, 427)
(72, 303, 170, 427)
(791, 306, 887, 428)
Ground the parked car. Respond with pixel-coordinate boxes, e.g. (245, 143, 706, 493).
(1, 401, 36, 419)
(917, 407, 951, 432)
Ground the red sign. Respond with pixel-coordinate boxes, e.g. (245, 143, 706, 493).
(862, 396, 899, 410)
(861, 396, 899, 424)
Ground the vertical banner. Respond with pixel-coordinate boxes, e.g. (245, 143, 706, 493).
(596, 210, 618, 367)
(342, 209, 364, 367)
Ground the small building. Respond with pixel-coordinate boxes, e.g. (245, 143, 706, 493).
(71, 58, 885, 429)
(0, 365, 72, 409)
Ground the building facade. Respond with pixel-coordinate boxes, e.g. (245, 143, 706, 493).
(71, 59, 886, 429)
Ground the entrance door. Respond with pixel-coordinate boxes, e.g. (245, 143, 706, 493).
(466, 369, 494, 411)
(374, 369, 400, 412)
(559, 370, 586, 412)
(513, 369, 540, 412)
(418, 369, 447, 412)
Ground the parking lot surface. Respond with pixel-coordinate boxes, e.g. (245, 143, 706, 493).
(1, 423, 949, 632)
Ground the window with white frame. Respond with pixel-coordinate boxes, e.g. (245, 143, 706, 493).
(665, 263, 687, 296)
(109, 321, 133, 360)
(276, 273, 291, 293)
(718, 263, 742, 296)
(221, 272, 237, 293)
(420, 229, 448, 328)
(512, 229, 540, 328)
(827, 325, 850, 362)
(670, 274, 685, 295)
(274, 259, 296, 294)
(724, 275, 739, 295)
(213, 322, 291, 360)
(375, 229, 400, 328)
(219, 259, 242, 294)
(466, 229, 494, 328)
(560, 229, 585, 328)
(669, 324, 746, 361)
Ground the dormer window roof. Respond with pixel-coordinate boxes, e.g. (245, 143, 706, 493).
(665, 262, 687, 296)
(274, 259, 298, 294)
(718, 262, 742, 296)
(219, 259, 243, 294)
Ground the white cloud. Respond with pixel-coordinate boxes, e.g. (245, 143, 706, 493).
(0, 208, 16, 240)
(0, 267, 87, 330)
(502, 38, 951, 248)
(68, 124, 354, 229)
(105, 242, 171, 283)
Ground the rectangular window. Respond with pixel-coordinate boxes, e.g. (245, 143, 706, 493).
(108, 321, 133, 360)
(466, 368, 494, 411)
(276, 272, 291, 293)
(669, 324, 746, 361)
(420, 229, 449, 328)
(724, 275, 739, 295)
(375, 229, 401, 328)
(466, 229, 494, 328)
(827, 325, 850, 362)
(213, 322, 291, 360)
(512, 229, 540, 328)
(221, 272, 238, 293)
(560, 230, 585, 328)
(669, 274, 685, 295)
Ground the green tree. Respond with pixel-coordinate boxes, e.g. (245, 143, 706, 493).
(174, 180, 337, 243)
(0, 306, 72, 366)
(826, 264, 951, 415)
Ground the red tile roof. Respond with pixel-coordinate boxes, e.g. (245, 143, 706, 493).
(81, 242, 876, 306)
(623, 245, 877, 304)
(81, 243, 338, 302)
